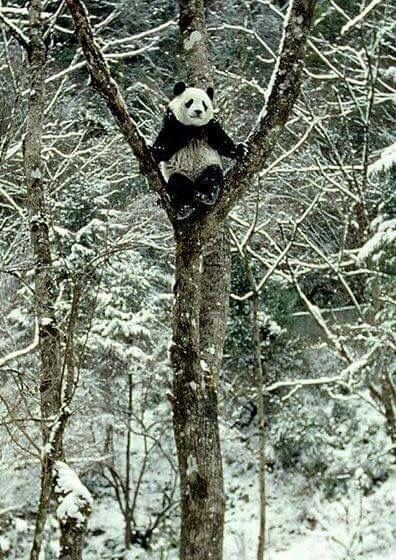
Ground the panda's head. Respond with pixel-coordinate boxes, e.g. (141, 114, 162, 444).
(169, 82, 214, 127)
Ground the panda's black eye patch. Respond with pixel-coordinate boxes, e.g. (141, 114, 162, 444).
(185, 99, 193, 108)
(203, 101, 208, 111)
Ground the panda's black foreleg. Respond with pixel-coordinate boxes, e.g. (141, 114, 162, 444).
(167, 173, 196, 220)
(194, 165, 224, 206)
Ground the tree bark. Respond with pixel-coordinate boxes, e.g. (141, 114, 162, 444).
(171, 225, 225, 559)
(24, 3, 62, 558)
(124, 371, 133, 548)
(58, 520, 88, 560)
(252, 293, 266, 560)
(199, 230, 231, 385)
(370, 372, 396, 458)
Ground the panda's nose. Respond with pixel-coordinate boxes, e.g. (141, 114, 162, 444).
(194, 109, 202, 116)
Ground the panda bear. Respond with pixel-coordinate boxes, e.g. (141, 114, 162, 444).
(152, 81, 247, 220)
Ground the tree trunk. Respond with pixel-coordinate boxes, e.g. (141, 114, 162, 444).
(171, 225, 225, 560)
(251, 294, 266, 560)
(25, 5, 90, 557)
(59, 519, 89, 560)
(55, 461, 93, 560)
(370, 373, 396, 458)
(25, 3, 62, 558)
(200, 227, 231, 384)
(124, 371, 133, 548)
(174, 3, 230, 556)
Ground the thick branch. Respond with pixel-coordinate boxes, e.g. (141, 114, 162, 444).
(64, 0, 169, 205)
(177, 0, 212, 86)
(203, 0, 317, 235)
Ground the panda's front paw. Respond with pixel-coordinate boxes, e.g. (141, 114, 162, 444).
(235, 142, 248, 160)
(175, 204, 195, 221)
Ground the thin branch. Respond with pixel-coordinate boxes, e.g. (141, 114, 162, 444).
(0, 12, 30, 51)
(341, 0, 384, 36)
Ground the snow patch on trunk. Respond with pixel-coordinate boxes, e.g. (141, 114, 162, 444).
(184, 31, 202, 50)
(54, 461, 93, 525)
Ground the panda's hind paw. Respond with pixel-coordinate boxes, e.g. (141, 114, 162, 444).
(174, 204, 195, 221)
(195, 184, 220, 206)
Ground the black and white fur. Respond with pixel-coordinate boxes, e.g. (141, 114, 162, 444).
(152, 82, 246, 218)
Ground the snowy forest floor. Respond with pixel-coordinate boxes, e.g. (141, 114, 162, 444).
(1, 397, 395, 560)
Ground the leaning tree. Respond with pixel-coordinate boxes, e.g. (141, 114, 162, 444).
(64, 0, 317, 558)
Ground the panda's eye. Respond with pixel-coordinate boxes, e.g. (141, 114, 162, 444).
(185, 100, 193, 108)
(202, 101, 208, 111)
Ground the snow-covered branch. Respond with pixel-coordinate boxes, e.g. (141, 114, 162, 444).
(0, 320, 39, 369)
(341, 0, 384, 36)
(203, 0, 317, 235)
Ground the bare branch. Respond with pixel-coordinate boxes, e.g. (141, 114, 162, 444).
(202, 0, 317, 235)
(0, 320, 39, 369)
(64, 0, 169, 207)
(0, 11, 30, 51)
(341, 0, 384, 36)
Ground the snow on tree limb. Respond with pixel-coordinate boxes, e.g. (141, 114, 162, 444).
(341, 0, 384, 36)
(54, 462, 93, 525)
(66, 0, 316, 234)
(0, 320, 39, 368)
(368, 142, 396, 176)
(0, 11, 30, 51)
(357, 219, 396, 263)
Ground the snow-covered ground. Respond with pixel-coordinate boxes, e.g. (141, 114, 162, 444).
(1, 394, 395, 559)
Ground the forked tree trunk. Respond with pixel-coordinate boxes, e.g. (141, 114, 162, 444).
(64, 2, 317, 558)
(172, 4, 231, 556)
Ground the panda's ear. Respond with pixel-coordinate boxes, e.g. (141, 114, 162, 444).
(173, 81, 186, 96)
(206, 86, 214, 101)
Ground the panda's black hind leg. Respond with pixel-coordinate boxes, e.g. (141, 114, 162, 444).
(167, 173, 195, 220)
(195, 165, 224, 206)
